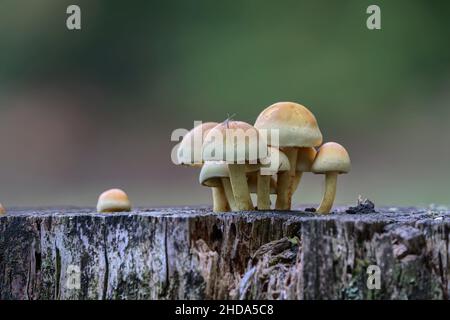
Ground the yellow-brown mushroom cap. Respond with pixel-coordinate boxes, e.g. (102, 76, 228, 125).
(254, 102, 322, 147)
(296, 147, 317, 172)
(312, 142, 351, 174)
(177, 122, 218, 167)
(97, 188, 131, 213)
(0, 203, 5, 215)
(202, 120, 267, 164)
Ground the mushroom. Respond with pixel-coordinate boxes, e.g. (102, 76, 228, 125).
(199, 161, 235, 212)
(97, 188, 131, 213)
(203, 121, 267, 211)
(291, 147, 317, 196)
(311, 142, 351, 214)
(254, 102, 322, 210)
(255, 147, 290, 210)
(0, 203, 5, 215)
(177, 122, 219, 167)
(177, 122, 230, 212)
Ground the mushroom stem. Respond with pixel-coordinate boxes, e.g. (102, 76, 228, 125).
(221, 178, 237, 211)
(275, 148, 297, 210)
(257, 173, 271, 210)
(317, 172, 338, 214)
(211, 186, 230, 212)
(228, 164, 253, 211)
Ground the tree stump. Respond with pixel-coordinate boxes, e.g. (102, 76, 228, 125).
(0, 206, 449, 300)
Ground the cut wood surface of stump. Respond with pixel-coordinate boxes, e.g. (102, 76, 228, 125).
(0, 206, 449, 300)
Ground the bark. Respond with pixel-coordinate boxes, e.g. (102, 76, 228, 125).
(0, 206, 449, 300)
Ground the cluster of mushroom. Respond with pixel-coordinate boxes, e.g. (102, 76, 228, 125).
(177, 101, 351, 214)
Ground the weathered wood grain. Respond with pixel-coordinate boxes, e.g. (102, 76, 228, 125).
(0, 206, 449, 299)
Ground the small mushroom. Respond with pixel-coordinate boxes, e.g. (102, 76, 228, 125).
(199, 161, 234, 212)
(97, 188, 131, 213)
(0, 203, 5, 215)
(255, 147, 290, 210)
(291, 147, 317, 197)
(203, 121, 267, 211)
(312, 142, 351, 214)
(178, 122, 232, 211)
(254, 102, 322, 210)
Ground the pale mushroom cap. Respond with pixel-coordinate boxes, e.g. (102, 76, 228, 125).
(177, 122, 218, 166)
(296, 147, 317, 172)
(254, 102, 322, 147)
(199, 161, 260, 187)
(260, 147, 290, 174)
(199, 161, 229, 187)
(0, 203, 5, 215)
(97, 188, 131, 213)
(311, 142, 351, 174)
(202, 120, 267, 164)
(247, 173, 277, 194)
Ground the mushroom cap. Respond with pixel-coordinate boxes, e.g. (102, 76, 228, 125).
(254, 102, 322, 147)
(296, 147, 317, 172)
(311, 142, 351, 174)
(177, 122, 218, 167)
(199, 161, 229, 187)
(247, 173, 277, 194)
(202, 120, 267, 164)
(260, 147, 290, 174)
(97, 188, 131, 213)
(199, 161, 261, 187)
(0, 203, 5, 215)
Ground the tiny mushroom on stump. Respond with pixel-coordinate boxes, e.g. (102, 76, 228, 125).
(254, 102, 322, 210)
(203, 120, 267, 211)
(255, 147, 290, 210)
(292, 147, 317, 195)
(177, 122, 231, 211)
(311, 142, 351, 214)
(0, 203, 5, 215)
(97, 188, 131, 213)
(199, 161, 234, 212)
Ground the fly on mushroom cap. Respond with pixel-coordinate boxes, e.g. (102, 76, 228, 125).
(254, 102, 322, 210)
(97, 188, 131, 213)
(256, 147, 290, 210)
(202, 121, 267, 211)
(0, 203, 5, 215)
(177, 122, 218, 167)
(312, 142, 351, 214)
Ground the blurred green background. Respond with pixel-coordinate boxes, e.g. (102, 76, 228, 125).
(0, 0, 449, 207)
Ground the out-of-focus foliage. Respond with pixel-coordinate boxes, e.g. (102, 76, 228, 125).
(0, 0, 449, 206)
